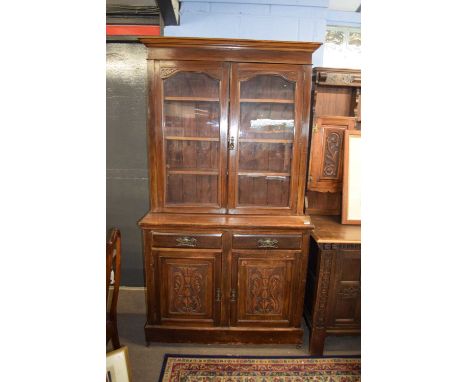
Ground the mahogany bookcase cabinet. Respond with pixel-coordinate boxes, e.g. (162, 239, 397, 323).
(138, 37, 320, 345)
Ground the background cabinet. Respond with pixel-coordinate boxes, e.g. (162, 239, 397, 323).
(303, 215, 361, 355)
(306, 67, 361, 216)
(139, 37, 320, 345)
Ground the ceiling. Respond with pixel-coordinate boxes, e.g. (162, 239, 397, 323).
(107, 0, 360, 12)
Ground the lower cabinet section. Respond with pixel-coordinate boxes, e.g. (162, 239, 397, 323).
(304, 241, 361, 355)
(142, 226, 310, 344)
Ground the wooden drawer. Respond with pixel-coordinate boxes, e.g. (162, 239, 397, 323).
(152, 232, 222, 249)
(232, 234, 302, 250)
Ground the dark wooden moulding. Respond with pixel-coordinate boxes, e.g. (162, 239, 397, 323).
(138, 37, 320, 345)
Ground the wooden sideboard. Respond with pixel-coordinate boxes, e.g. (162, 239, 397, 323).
(304, 215, 361, 355)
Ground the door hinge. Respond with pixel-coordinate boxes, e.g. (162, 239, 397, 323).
(215, 288, 222, 302)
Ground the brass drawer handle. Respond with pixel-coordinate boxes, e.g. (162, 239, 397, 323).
(257, 238, 279, 249)
(176, 236, 197, 247)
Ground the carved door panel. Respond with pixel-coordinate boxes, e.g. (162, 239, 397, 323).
(327, 248, 361, 327)
(152, 249, 222, 326)
(308, 116, 355, 193)
(227, 63, 304, 215)
(230, 251, 300, 327)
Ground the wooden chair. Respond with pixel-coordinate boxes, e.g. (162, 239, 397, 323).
(107, 228, 121, 350)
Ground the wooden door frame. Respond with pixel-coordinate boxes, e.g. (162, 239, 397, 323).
(150, 60, 230, 213)
(227, 63, 305, 215)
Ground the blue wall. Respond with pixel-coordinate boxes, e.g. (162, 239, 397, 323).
(164, 0, 360, 66)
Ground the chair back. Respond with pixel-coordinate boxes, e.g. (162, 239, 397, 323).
(106, 228, 121, 322)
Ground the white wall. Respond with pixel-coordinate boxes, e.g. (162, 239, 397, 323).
(164, 0, 360, 66)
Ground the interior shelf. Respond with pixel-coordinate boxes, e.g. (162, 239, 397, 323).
(240, 98, 294, 104)
(165, 136, 220, 142)
(164, 96, 219, 102)
(167, 169, 218, 175)
(238, 138, 293, 144)
(241, 129, 293, 134)
(237, 171, 290, 177)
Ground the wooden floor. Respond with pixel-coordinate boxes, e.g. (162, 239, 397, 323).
(110, 288, 361, 382)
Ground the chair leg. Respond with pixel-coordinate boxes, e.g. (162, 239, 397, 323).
(111, 322, 121, 349)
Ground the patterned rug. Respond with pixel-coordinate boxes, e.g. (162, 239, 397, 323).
(159, 355, 361, 382)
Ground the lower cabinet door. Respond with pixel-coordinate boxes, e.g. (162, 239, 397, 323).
(152, 249, 222, 326)
(230, 251, 301, 327)
(327, 248, 361, 327)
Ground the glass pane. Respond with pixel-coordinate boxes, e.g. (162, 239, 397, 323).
(164, 101, 220, 138)
(240, 103, 294, 140)
(164, 72, 219, 98)
(240, 75, 294, 100)
(166, 140, 219, 170)
(238, 175, 290, 207)
(166, 174, 218, 204)
(236, 74, 295, 209)
(238, 142, 292, 173)
(162, 71, 221, 207)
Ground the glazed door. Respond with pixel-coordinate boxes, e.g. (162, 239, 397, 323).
(155, 61, 229, 213)
(227, 64, 304, 214)
(308, 116, 356, 193)
(230, 251, 301, 327)
(151, 249, 222, 326)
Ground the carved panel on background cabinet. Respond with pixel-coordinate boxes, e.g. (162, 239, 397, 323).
(247, 266, 284, 315)
(314, 68, 361, 87)
(315, 253, 333, 327)
(322, 129, 343, 178)
(327, 249, 361, 327)
(337, 284, 360, 299)
(308, 116, 355, 193)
